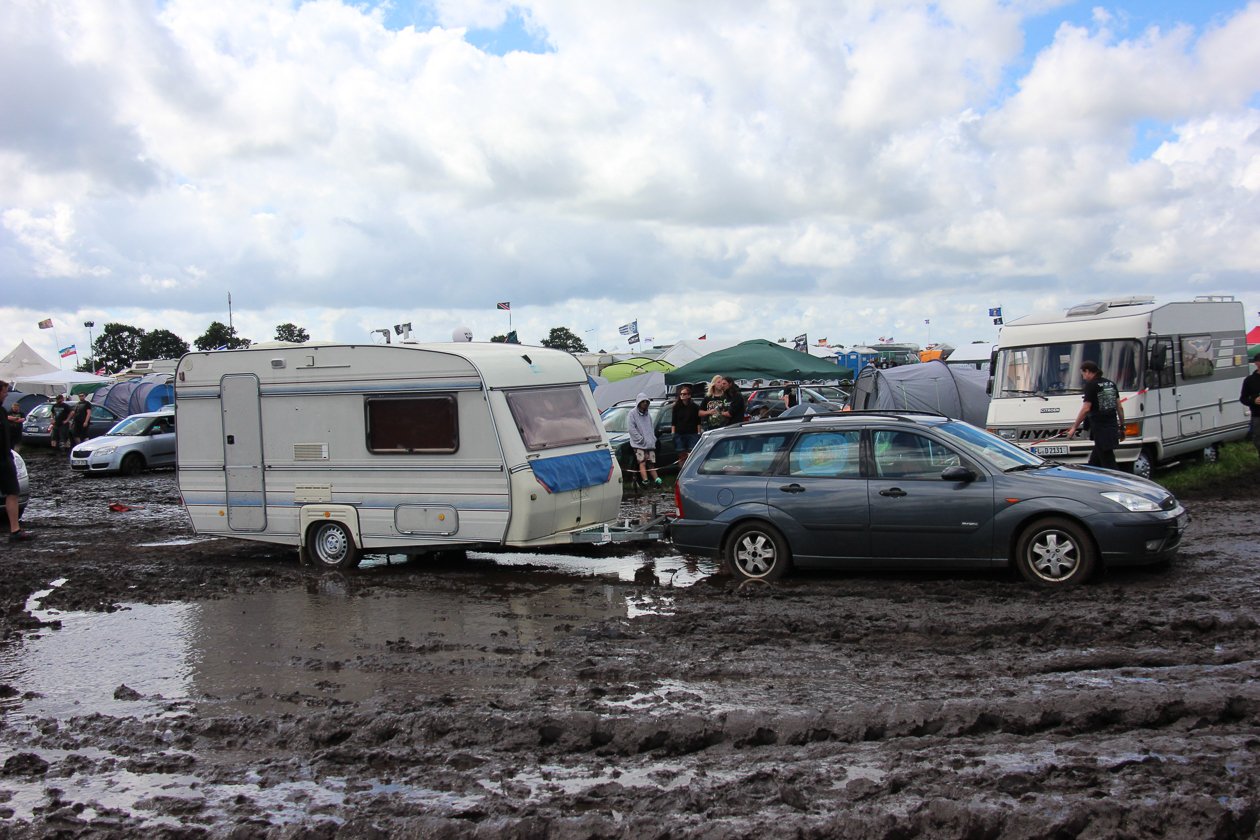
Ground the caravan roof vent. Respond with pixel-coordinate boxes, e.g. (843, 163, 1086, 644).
(1066, 296, 1155, 317)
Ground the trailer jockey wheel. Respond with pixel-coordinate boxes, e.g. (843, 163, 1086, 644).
(306, 521, 362, 570)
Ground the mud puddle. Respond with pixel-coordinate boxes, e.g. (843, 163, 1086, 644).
(3, 574, 687, 720)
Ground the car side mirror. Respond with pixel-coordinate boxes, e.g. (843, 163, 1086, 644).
(941, 465, 976, 482)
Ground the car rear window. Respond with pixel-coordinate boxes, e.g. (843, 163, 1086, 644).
(788, 430, 861, 478)
(698, 434, 791, 476)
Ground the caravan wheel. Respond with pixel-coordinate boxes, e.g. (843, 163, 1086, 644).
(307, 521, 362, 570)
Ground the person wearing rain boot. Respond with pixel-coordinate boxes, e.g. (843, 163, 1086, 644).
(0, 381, 34, 542)
(627, 393, 662, 487)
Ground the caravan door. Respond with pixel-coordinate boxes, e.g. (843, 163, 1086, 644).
(221, 374, 266, 531)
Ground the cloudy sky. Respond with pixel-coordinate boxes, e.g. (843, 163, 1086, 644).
(3, 0, 1259, 365)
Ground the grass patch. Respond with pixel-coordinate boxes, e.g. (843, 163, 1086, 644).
(1154, 442, 1258, 495)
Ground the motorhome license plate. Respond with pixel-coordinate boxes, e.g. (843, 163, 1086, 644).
(1033, 444, 1069, 456)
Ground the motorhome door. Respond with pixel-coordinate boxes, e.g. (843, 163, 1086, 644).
(221, 374, 267, 531)
(1147, 337, 1180, 443)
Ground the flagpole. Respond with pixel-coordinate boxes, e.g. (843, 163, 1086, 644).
(53, 326, 62, 369)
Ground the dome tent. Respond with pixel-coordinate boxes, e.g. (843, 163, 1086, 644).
(600, 357, 674, 382)
(846, 360, 990, 426)
(93, 373, 174, 417)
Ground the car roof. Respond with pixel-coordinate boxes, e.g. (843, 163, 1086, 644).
(706, 409, 952, 436)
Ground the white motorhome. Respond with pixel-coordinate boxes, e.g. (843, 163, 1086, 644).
(175, 342, 626, 569)
(986, 296, 1250, 476)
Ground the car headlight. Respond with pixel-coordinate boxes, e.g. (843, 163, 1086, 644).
(992, 428, 1017, 440)
(1101, 491, 1161, 512)
(94, 446, 117, 457)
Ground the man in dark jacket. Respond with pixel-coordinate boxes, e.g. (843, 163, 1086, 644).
(1240, 352, 1260, 457)
(1067, 361, 1124, 469)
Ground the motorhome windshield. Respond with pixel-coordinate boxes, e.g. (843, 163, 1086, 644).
(506, 386, 603, 452)
(994, 340, 1142, 397)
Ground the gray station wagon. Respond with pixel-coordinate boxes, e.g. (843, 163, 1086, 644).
(670, 411, 1187, 586)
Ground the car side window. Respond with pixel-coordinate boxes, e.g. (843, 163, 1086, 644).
(698, 434, 791, 476)
(788, 431, 861, 478)
(872, 430, 961, 479)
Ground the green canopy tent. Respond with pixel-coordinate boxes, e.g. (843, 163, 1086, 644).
(600, 356, 675, 382)
(664, 339, 853, 386)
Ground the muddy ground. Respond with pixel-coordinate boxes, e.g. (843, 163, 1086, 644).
(1, 447, 1259, 838)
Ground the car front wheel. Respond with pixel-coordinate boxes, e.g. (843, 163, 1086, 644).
(1014, 517, 1096, 586)
(119, 453, 145, 475)
(306, 521, 362, 570)
(725, 522, 790, 582)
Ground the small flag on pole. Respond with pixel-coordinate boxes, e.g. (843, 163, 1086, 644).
(988, 307, 1002, 317)
(793, 333, 808, 352)
(618, 320, 638, 336)
(993, 317, 1004, 325)
(38, 318, 53, 329)
(628, 332, 640, 344)
(924, 319, 930, 325)
(497, 301, 511, 311)
(697, 334, 706, 340)
(60, 344, 76, 358)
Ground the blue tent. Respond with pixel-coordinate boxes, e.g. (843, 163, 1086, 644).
(93, 373, 174, 417)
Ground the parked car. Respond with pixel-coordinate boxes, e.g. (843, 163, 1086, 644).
(22, 401, 123, 447)
(70, 408, 177, 475)
(745, 385, 849, 419)
(1, 452, 29, 526)
(601, 398, 679, 473)
(671, 411, 1187, 586)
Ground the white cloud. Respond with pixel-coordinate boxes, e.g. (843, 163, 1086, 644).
(1, 0, 1259, 362)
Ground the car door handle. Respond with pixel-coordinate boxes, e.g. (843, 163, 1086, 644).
(879, 487, 907, 497)
(779, 483, 806, 493)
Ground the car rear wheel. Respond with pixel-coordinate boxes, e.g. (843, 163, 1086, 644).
(725, 522, 790, 582)
(119, 453, 145, 475)
(306, 521, 362, 570)
(1014, 517, 1096, 587)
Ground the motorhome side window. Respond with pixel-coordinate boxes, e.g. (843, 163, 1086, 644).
(365, 395, 458, 454)
(1180, 336, 1215, 379)
(505, 386, 603, 452)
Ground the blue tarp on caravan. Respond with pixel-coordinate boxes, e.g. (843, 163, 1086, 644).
(93, 373, 174, 417)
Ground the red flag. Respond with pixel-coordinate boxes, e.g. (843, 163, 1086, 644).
(496, 301, 511, 311)
(697, 334, 706, 340)
(38, 318, 53, 329)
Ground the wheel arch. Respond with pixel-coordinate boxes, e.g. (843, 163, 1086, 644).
(719, 515, 793, 562)
(298, 505, 364, 564)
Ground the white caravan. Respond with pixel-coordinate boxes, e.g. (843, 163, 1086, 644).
(986, 296, 1250, 476)
(175, 342, 627, 569)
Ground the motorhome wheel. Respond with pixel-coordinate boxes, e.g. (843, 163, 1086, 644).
(1128, 447, 1155, 480)
(307, 521, 362, 570)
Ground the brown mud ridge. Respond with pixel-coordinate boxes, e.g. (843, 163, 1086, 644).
(2, 448, 1259, 838)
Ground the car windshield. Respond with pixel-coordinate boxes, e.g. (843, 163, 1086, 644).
(108, 417, 154, 436)
(26, 405, 51, 420)
(932, 421, 1044, 471)
(993, 339, 1142, 397)
(601, 404, 662, 433)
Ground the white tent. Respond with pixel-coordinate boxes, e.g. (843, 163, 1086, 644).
(656, 338, 740, 368)
(0, 341, 58, 382)
(13, 369, 112, 396)
(774, 341, 841, 360)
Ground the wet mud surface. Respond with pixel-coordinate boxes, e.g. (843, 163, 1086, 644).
(2, 447, 1259, 837)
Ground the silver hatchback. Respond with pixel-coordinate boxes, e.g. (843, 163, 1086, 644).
(70, 409, 177, 475)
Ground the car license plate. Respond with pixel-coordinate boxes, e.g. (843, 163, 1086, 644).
(1033, 445, 1069, 456)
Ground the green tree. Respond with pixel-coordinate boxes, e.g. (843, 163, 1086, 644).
(138, 329, 190, 360)
(490, 334, 508, 343)
(94, 322, 145, 372)
(275, 323, 309, 343)
(195, 321, 250, 351)
(539, 327, 587, 353)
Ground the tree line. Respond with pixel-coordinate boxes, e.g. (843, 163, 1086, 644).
(79, 322, 310, 372)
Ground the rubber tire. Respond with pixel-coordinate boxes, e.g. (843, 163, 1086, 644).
(1014, 517, 1096, 587)
(307, 521, 362, 571)
(1201, 443, 1221, 464)
(119, 452, 145, 476)
(1127, 446, 1155, 480)
(725, 522, 790, 582)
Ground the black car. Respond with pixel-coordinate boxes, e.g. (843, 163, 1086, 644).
(671, 411, 1187, 586)
(601, 398, 679, 473)
(21, 401, 123, 447)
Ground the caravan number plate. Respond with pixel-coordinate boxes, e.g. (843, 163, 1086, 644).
(1032, 444, 1069, 456)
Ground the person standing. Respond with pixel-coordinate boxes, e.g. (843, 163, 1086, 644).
(699, 375, 727, 430)
(720, 377, 746, 426)
(69, 392, 91, 446)
(627, 393, 661, 486)
(670, 385, 702, 465)
(1240, 352, 1260, 458)
(1067, 361, 1125, 469)
(0, 381, 33, 542)
(50, 394, 71, 450)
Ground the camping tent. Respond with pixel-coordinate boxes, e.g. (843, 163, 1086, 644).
(846, 360, 990, 426)
(664, 339, 854, 386)
(656, 338, 740, 368)
(13, 369, 112, 397)
(2, 389, 45, 417)
(593, 372, 671, 411)
(0, 341, 58, 382)
(92, 373, 174, 417)
(600, 357, 675, 382)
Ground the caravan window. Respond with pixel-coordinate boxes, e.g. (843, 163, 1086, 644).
(506, 386, 603, 451)
(994, 340, 1142, 397)
(365, 395, 458, 453)
(1180, 336, 1215, 379)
